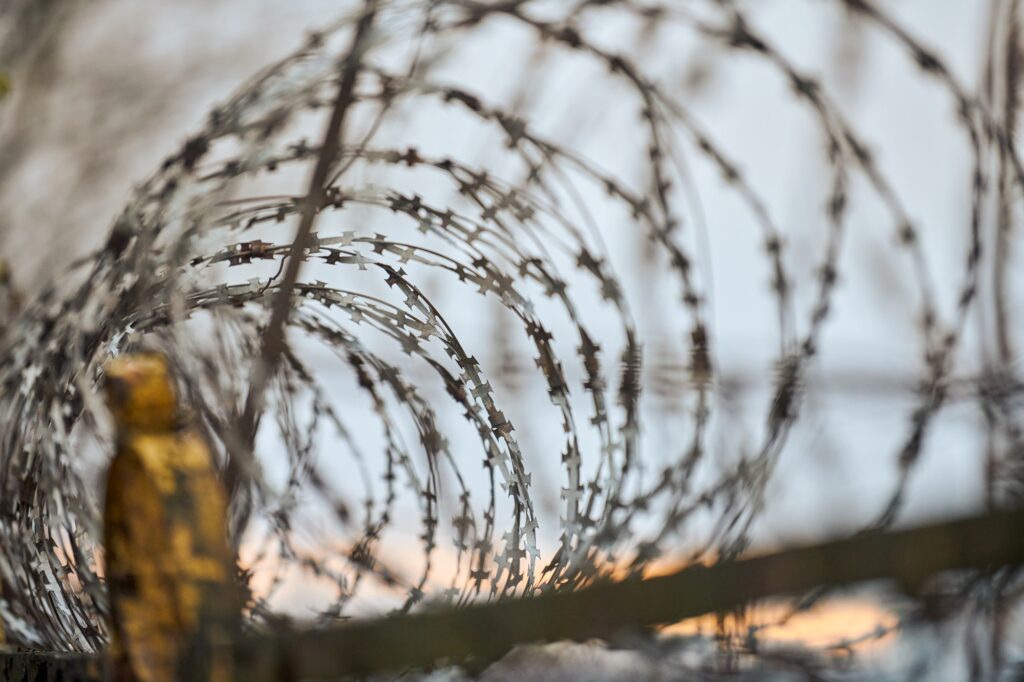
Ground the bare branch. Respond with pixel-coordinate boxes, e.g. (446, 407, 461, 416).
(237, 0, 380, 448)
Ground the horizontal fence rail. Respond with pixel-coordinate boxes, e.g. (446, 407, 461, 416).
(4, 507, 1023, 680)
(0, 650, 105, 681)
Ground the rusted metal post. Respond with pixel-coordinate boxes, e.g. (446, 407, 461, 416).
(102, 353, 242, 682)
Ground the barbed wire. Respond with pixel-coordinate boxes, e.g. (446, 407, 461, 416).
(0, 1, 1021, 677)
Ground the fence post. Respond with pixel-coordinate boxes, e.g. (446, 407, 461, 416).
(102, 353, 242, 682)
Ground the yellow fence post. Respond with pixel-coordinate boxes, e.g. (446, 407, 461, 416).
(103, 353, 242, 682)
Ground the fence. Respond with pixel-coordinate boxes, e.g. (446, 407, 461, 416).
(1, 1, 1023, 679)
(2, 505, 1023, 681)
